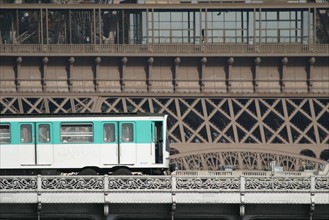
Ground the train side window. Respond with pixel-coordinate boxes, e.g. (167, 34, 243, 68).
(61, 124, 93, 143)
(20, 124, 32, 143)
(122, 123, 134, 142)
(104, 123, 115, 143)
(0, 124, 10, 144)
(38, 124, 50, 143)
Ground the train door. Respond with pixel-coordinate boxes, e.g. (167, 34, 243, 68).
(119, 122, 136, 164)
(101, 122, 118, 165)
(153, 121, 163, 164)
(36, 123, 53, 165)
(19, 123, 53, 166)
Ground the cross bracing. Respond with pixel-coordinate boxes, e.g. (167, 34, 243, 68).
(1, 96, 328, 169)
(2, 97, 327, 145)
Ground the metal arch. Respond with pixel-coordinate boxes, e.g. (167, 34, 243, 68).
(170, 148, 327, 171)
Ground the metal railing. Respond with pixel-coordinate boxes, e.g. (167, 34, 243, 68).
(1, 174, 328, 192)
(1, 44, 328, 56)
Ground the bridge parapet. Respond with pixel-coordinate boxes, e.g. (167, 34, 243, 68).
(1, 173, 328, 204)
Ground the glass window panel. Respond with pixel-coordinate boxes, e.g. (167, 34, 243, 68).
(182, 30, 190, 37)
(278, 21, 290, 29)
(21, 124, 32, 143)
(61, 124, 93, 143)
(161, 30, 170, 37)
(0, 124, 10, 144)
(153, 12, 159, 21)
(226, 30, 235, 37)
(104, 123, 115, 143)
(171, 12, 182, 22)
(160, 22, 171, 29)
(172, 30, 182, 37)
(39, 124, 50, 143)
(172, 22, 183, 29)
(122, 123, 134, 142)
(280, 11, 290, 20)
(159, 12, 170, 21)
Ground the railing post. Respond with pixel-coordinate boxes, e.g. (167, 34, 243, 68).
(310, 175, 316, 219)
(310, 175, 315, 192)
(240, 176, 245, 218)
(104, 174, 109, 193)
(37, 175, 42, 220)
(104, 174, 109, 217)
(171, 172, 177, 220)
(37, 174, 42, 193)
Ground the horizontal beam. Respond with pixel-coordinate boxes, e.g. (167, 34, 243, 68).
(1, 44, 329, 57)
(1, 2, 328, 10)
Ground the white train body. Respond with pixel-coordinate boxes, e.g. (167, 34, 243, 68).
(0, 114, 170, 174)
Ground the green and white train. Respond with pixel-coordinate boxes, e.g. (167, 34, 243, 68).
(0, 113, 170, 175)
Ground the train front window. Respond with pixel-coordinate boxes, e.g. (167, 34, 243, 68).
(20, 124, 32, 143)
(61, 124, 93, 143)
(0, 124, 10, 144)
(39, 124, 50, 143)
(104, 123, 115, 143)
(122, 123, 134, 142)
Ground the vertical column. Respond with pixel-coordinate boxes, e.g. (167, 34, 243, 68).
(227, 57, 234, 93)
(174, 57, 180, 92)
(121, 57, 128, 92)
(254, 57, 261, 93)
(200, 57, 207, 93)
(16, 57, 22, 92)
(68, 57, 75, 92)
(42, 57, 48, 92)
(308, 57, 315, 93)
(147, 57, 154, 92)
(281, 57, 288, 93)
(95, 57, 101, 92)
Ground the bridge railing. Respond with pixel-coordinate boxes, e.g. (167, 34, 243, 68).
(1, 174, 328, 192)
(1, 44, 329, 56)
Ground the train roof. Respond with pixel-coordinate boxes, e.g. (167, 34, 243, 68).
(0, 112, 166, 119)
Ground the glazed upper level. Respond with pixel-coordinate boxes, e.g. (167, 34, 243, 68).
(0, 1, 328, 56)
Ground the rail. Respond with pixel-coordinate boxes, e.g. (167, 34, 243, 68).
(1, 44, 328, 56)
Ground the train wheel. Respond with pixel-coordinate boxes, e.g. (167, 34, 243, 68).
(78, 168, 98, 175)
(112, 168, 132, 175)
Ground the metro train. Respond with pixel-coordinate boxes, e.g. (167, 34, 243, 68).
(0, 113, 170, 175)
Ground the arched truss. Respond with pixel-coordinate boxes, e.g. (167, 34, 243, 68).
(170, 149, 327, 171)
(1, 96, 327, 145)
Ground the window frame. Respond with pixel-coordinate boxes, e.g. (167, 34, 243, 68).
(60, 123, 94, 144)
(0, 124, 11, 144)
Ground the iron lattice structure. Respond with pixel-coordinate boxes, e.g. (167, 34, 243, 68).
(1, 96, 328, 171)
